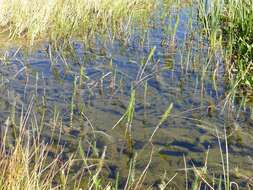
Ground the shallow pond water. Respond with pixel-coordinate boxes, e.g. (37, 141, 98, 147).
(0, 2, 253, 189)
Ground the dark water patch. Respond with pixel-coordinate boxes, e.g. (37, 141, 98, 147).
(98, 107, 122, 116)
(170, 140, 203, 152)
(188, 159, 204, 167)
(201, 140, 213, 149)
(159, 149, 187, 157)
(133, 140, 145, 150)
(108, 165, 118, 179)
(69, 129, 80, 137)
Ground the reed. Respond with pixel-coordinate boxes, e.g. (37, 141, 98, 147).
(198, 0, 253, 91)
(0, 0, 155, 44)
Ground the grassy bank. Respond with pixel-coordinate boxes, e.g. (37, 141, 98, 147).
(225, 0, 253, 92)
(0, 0, 154, 44)
(199, 0, 253, 92)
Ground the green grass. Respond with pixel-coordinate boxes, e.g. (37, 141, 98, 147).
(0, 0, 155, 44)
(199, 0, 253, 92)
(226, 0, 253, 91)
